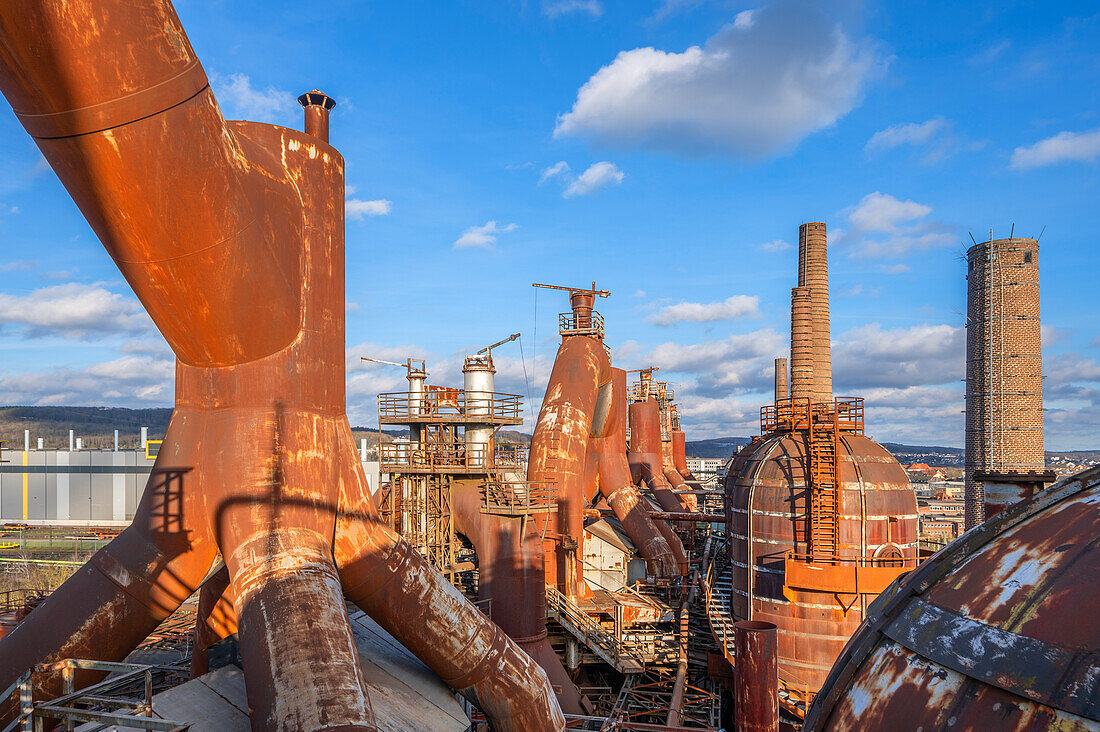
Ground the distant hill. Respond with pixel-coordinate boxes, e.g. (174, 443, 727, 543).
(0, 406, 171, 450)
(4, 408, 1095, 465)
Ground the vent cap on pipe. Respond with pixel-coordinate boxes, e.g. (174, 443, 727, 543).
(298, 89, 336, 142)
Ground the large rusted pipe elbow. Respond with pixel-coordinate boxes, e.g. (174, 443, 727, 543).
(594, 370, 679, 578)
(0, 0, 303, 366)
(336, 513, 565, 732)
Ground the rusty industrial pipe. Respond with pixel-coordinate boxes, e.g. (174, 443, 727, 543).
(299, 90, 335, 143)
(0, 3, 564, 730)
(593, 369, 680, 578)
(450, 480, 585, 716)
(628, 399, 692, 516)
(670, 430, 701, 512)
(336, 471, 566, 731)
(190, 565, 238, 678)
(734, 620, 779, 732)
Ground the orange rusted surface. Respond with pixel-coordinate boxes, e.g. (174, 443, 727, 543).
(450, 479, 585, 716)
(190, 564, 237, 678)
(0, 3, 563, 730)
(629, 400, 692, 520)
(781, 556, 908, 597)
(806, 467, 1100, 731)
(734, 620, 779, 732)
(529, 326, 608, 598)
(594, 369, 680, 578)
(724, 432, 918, 708)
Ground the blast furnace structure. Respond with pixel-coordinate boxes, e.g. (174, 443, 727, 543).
(716, 222, 919, 720)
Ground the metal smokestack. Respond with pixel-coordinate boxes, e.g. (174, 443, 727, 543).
(790, 287, 814, 401)
(298, 90, 336, 143)
(799, 222, 832, 404)
(965, 235, 1048, 528)
(774, 357, 788, 404)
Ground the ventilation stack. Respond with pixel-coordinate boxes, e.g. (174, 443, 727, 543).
(790, 287, 814, 402)
(799, 222, 832, 404)
(774, 357, 788, 404)
(965, 236, 1051, 529)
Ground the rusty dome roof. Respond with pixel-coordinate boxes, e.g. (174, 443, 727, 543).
(804, 466, 1100, 731)
(731, 431, 910, 491)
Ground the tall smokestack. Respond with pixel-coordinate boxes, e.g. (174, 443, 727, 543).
(790, 287, 814, 401)
(799, 222, 832, 403)
(774, 357, 788, 404)
(965, 236, 1047, 528)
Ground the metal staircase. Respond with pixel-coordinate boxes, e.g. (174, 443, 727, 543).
(702, 546, 736, 663)
(807, 407, 840, 561)
(544, 585, 645, 673)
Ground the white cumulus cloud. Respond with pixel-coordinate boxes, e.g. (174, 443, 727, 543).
(1010, 127, 1100, 170)
(838, 192, 953, 259)
(209, 72, 296, 125)
(647, 295, 760, 326)
(865, 118, 946, 151)
(0, 284, 154, 339)
(553, 0, 884, 157)
(758, 239, 792, 252)
(540, 161, 571, 184)
(563, 162, 624, 197)
(453, 221, 519, 250)
(347, 198, 393, 219)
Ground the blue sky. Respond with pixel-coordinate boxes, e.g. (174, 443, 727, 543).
(1, 0, 1099, 449)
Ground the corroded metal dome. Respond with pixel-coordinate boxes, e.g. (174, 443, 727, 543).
(724, 430, 918, 712)
(805, 467, 1100, 731)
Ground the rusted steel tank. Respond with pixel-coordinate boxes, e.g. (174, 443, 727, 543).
(724, 431, 918, 711)
(806, 467, 1100, 731)
(0, 3, 564, 730)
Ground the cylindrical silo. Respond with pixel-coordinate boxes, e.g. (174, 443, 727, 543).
(799, 222, 831, 404)
(463, 355, 495, 468)
(790, 287, 814, 402)
(964, 237, 1045, 529)
(406, 360, 428, 445)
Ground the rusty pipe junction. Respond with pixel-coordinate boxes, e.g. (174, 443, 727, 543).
(0, 2, 563, 730)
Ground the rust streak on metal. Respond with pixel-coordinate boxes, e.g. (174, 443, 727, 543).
(0, 3, 565, 729)
(734, 620, 779, 732)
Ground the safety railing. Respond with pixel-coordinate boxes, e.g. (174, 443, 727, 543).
(760, 396, 865, 435)
(783, 551, 914, 598)
(627, 380, 674, 404)
(545, 585, 647, 673)
(493, 443, 529, 468)
(559, 310, 605, 339)
(481, 480, 557, 516)
(381, 441, 530, 472)
(0, 587, 49, 616)
(378, 390, 522, 423)
(2, 659, 188, 731)
(701, 544, 736, 664)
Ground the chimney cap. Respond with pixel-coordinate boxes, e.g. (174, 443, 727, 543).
(298, 90, 336, 110)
